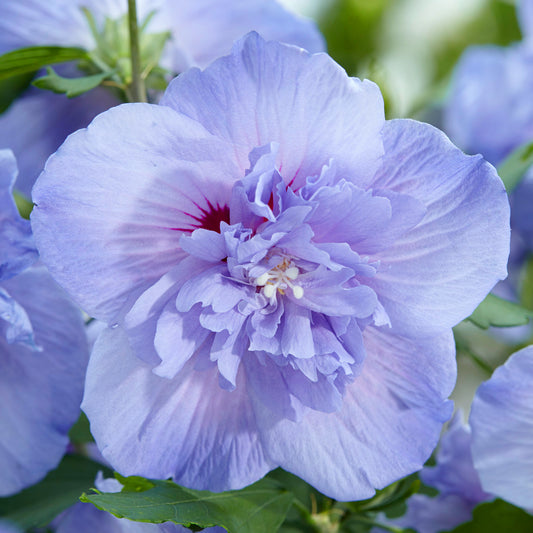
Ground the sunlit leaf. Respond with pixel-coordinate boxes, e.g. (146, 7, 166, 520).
(0, 46, 89, 80)
(33, 67, 114, 97)
(82, 475, 293, 533)
(13, 190, 33, 219)
(498, 140, 533, 193)
(467, 293, 533, 329)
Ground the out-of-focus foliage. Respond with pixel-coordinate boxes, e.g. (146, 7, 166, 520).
(443, 499, 533, 533)
(319, 0, 391, 76)
(498, 141, 533, 193)
(0, 456, 111, 531)
(467, 294, 533, 330)
(317, 0, 522, 117)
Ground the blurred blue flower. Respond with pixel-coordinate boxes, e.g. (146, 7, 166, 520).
(373, 415, 492, 533)
(32, 33, 509, 500)
(445, 0, 533, 250)
(0, 150, 89, 496)
(470, 345, 533, 509)
(444, 37, 533, 256)
(0, 0, 325, 196)
(0, 521, 21, 533)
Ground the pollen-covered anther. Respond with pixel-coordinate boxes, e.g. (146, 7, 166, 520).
(254, 259, 304, 300)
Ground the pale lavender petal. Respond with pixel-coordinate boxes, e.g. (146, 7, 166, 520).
(0, 266, 88, 496)
(176, 265, 254, 314)
(0, 288, 37, 349)
(470, 346, 533, 508)
(421, 414, 488, 503)
(123, 258, 212, 366)
(162, 33, 385, 190)
(153, 303, 210, 379)
(305, 181, 392, 247)
(244, 352, 306, 422)
(0, 150, 37, 280)
(32, 103, 240, 323)
(83, 327, 274, 491)
(280, 300, 314, 358)
(368, 119, 509, 337)
(519, 0, 533, 41)
(374, 493, 476, 533)
(254, 327, 456, 501)
(512, 169, 533, 250)
(0, 0, 92, 52)
(444, 44, 533, 165)
(0, 522, 21, 533)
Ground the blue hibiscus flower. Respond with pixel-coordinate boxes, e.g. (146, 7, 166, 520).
(31, 33, 510, 500)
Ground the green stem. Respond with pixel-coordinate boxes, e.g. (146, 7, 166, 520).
(127, 0, 146, 102)
(291, 499, 323, 532)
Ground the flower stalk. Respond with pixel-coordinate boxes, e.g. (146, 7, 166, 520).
(127, 0, 146, 102)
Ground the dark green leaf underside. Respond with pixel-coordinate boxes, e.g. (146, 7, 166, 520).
(444, 499, 533, 533)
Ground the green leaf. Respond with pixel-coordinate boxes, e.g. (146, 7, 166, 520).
(347, 475, 419, 517)
(520, 256, 533, 311)
(444, 499, 533, 533)
(497, 140, 533, 193)
(467, 293, 533, 329)
(0, 455, 112, 529)
(0, 46, 89, 80)
(0, 71, 35, 114)
(68, 411, 94, 444)
(33, 67, 114, 97)
(82, 475, 294, 533)
(13, 190, 33, 219)
(140, 31, 171, 69)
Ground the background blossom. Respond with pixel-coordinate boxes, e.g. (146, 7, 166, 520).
(470, 345, 533, 509)
(374, 415, 492, 533)
(0, 150, 88, 496)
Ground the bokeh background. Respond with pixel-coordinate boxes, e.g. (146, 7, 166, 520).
(283, 0, 520, 118)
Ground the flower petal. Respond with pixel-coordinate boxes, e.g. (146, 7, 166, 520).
(368, 119, 510, 337)
(162, 32, 385, 190)
(470, 346, 533, 508)
(0, 150, 37, 281)
(253, 327, 456, 500)
(0, 266, 88, 496)
(519, 0, 533, 40)
(83, 327, 274, 491)
(32, 103, 240, 323)
(444, 44, 533, 165)
(0, 0, 92, 52)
